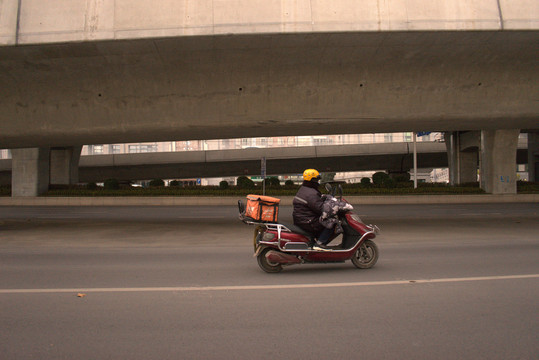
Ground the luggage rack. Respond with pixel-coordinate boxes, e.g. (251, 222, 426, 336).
(239, 215, 267, 226)
(239, 213, 290, 231)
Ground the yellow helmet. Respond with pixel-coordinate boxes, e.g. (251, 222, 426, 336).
(303, 169, 321, 181)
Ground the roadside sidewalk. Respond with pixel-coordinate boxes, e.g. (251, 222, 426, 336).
(0, 194, 537, 206)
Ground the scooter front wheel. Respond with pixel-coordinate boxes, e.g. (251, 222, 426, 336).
(351, 240, 379, 269)
(257, 247, 283, 273)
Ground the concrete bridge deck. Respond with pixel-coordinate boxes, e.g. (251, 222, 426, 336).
(1, 1, 538, 148)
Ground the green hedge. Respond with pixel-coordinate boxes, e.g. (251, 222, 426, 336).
(0, 185, 10, 196)
(518, 181, 539, 193)
(2, 182, 537, 197)
(41, 183, 485, 197)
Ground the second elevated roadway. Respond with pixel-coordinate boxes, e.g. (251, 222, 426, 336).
(3, 141, 447, 183)
(0, 140, 530, 183)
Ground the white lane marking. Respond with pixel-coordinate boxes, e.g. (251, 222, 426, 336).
(1, 274, 538, 294)
(459, 213, 502, 216)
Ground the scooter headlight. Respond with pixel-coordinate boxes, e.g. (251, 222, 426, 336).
(263, 232, 276, 241)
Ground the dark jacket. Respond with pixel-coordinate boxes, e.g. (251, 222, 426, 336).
(292, 180, 325, 234)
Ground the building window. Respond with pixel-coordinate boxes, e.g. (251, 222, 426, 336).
(404, 132, 412, 142)
(313, 137, 331, 146)
(92, 145, 103, 154)
(129, 144, 158, 153)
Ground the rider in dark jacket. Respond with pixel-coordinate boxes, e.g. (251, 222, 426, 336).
(293, 169, 333, 248)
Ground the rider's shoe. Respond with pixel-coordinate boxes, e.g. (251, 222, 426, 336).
(313, 241, 330, 250)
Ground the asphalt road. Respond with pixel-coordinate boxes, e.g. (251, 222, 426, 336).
(1, 203, 538, 360)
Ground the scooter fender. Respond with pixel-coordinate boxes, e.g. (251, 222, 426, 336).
(341, 231, 377, 258)
(265, 250, 302, 265)
(253, 225, 271, 255)
(254, 244, 263, 257)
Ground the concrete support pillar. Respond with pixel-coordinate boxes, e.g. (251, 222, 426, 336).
(11, 148, 50, 196)
(444, 131, 478, 185)
(480, 129, 520, 194)
(50, 146, 82, 185)
(528, 132, 539, 182)
(459, 151, 478, 183)
(445, 132, 459, 185)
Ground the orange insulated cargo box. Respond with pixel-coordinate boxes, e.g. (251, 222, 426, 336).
(245, 195, 280, 222)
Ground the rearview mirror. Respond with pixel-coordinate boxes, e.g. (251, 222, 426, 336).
(324, 183, 332, 194)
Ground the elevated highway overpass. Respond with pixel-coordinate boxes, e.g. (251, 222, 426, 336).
(0, 141, 529, 184)
(0, 142, 449, 184)
(0, 1, 538, 195)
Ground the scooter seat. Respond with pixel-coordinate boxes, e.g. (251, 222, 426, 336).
(280, 222, 315, 240)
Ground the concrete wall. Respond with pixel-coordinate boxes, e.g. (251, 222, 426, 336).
(1, 0, 538, 45)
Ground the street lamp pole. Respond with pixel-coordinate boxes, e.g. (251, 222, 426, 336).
(413, 132, 418, 189)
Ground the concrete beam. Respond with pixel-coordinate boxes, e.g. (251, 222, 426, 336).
(480, 129, 520, 194)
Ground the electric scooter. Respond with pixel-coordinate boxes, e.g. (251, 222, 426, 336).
(238, 182, 380, 273)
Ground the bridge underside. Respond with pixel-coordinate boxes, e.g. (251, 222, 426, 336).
(1, 30, 538, 148)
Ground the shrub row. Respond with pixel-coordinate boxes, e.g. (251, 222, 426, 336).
(517, 181, 539, 193)
(0, 185, 10, 196)
(2, 181, 537, 197)
(42, 183, 486, 197)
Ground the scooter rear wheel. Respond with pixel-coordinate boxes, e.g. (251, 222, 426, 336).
(257, 248, 283, 273)
(351, 240, 379, 269)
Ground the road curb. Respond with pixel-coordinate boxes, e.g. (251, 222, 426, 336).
(0, 194, 537, 206)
